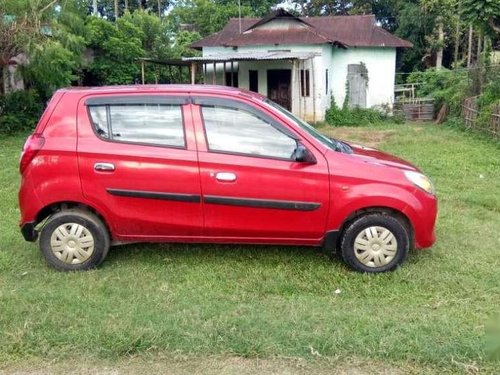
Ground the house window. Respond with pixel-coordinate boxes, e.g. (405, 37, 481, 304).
(325, 69, 329, 95)
(249, 70, 259, 93)
(300, 69, 310, 97)
(225, 72, 238, 87)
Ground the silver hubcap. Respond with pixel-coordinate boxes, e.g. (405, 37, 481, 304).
(50, 223, 95, 264)
(354, 226, 398, 268)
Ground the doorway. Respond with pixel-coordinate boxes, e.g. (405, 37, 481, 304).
(267, 69, 291, 110)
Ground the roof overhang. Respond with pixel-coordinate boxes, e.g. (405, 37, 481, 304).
(137, 57, 192, 66)
(182, 51, 320, 62)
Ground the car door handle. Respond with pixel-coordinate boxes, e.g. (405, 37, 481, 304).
(214, 172, 237, 182)
(94, 162, 115, 172)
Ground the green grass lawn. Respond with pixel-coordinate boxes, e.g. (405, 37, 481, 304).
(0, 124, 499, 374)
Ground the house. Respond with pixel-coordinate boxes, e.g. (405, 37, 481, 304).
(183, 9, 412, 122)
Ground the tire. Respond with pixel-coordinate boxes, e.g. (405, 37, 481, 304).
(340, 213, 409, 273)
(39, 209, 110, 271)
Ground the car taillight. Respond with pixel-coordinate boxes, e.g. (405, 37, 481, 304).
(20, 134, 45, 174)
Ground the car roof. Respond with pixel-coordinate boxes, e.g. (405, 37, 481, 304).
(58, 84, 266, 101)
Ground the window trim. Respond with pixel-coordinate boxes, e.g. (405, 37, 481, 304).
(325, 69, 329, 95)
(85, 95, 189, 106)
(197, 100, 299, 162)
(300, 69, 310, 97)
(86, 101, 188, 150)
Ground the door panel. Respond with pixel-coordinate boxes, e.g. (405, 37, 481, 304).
(77, 95, 202, 238)
(192, 99, 329, 240)
(347, 64, 367, 108)
(198, 154, 329, 239)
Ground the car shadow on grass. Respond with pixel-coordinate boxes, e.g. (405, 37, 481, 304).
(101, 242, 356, 273)
(103, 241, 434, 272)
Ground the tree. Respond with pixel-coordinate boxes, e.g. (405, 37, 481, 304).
(0, 0, 82, 95)
(421, 0, 460, 69)
(167, 0, 253, 36)
(389, 1, 435, 73)
(86, 16, 144, 84)
(462, 0, 500, 36)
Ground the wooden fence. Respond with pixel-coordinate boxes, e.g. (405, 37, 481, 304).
(393, 97, 435, 121)
(462, 96, 500, 139)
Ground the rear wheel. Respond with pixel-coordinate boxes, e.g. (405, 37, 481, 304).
(39, 209, 110, 271)
(340, 213, 409, 273)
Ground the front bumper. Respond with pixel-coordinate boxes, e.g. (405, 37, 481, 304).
(403, 189, 438, 249)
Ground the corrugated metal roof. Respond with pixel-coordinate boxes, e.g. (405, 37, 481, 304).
(182, 51, 320, 62)
(190, 11, 412, 49)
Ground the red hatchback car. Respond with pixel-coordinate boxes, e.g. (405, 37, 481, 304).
(19, 85, 437, 273)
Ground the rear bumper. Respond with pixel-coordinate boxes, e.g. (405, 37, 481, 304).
(21, 222, 38, 242)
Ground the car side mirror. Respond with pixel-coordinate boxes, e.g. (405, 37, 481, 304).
(293, 144, 317, 164)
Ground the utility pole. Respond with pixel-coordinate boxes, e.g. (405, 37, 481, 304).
(238, 0, 242, 33)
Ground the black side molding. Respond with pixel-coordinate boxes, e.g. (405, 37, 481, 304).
(204, 195, 321, 211)
(107, 188, 201, 203)
(21, 222, 38, 242)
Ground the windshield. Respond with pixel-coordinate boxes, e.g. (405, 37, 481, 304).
(262, 99, 339, 151)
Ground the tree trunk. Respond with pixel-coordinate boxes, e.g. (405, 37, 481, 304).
(157, 0, 161, 17)
(1, 65, 5, 95)
(114, 0, 119, 20)
(467, 25, 473, 67)
(477, 31, 482, 63)
(477, 31, 483, 91)
(92, 0, 98, 16)
(454, 18, 460, 67)
(124, 0, 128, 11)
(436, 21, 444, 69)
(138, 0, 143, 10)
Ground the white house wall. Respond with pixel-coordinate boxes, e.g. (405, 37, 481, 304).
(201, 45, 397, 122)
(330, 47, 396, 109)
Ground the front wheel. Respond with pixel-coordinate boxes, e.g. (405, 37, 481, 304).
(39, 209, 110, 271)
(340, 213, 409, 273)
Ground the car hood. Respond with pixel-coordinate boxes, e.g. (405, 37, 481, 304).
(344, 142, 419, 171)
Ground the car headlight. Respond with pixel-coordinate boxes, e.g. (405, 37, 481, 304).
(404, 171, 435, 195)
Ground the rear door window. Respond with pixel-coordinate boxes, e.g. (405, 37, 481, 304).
(88, 102, 185, 148)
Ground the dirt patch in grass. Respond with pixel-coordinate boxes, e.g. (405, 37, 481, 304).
(0, 356, 418, 375)
(318, 127, 397, 148)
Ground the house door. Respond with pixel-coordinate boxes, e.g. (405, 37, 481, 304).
(267, 69, 291, 110)
(347, 64, 368, 108)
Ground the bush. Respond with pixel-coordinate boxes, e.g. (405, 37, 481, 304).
(325, 96, 404, 126)
(407, 68, 469, 116)
(0, 90, 44, 135)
